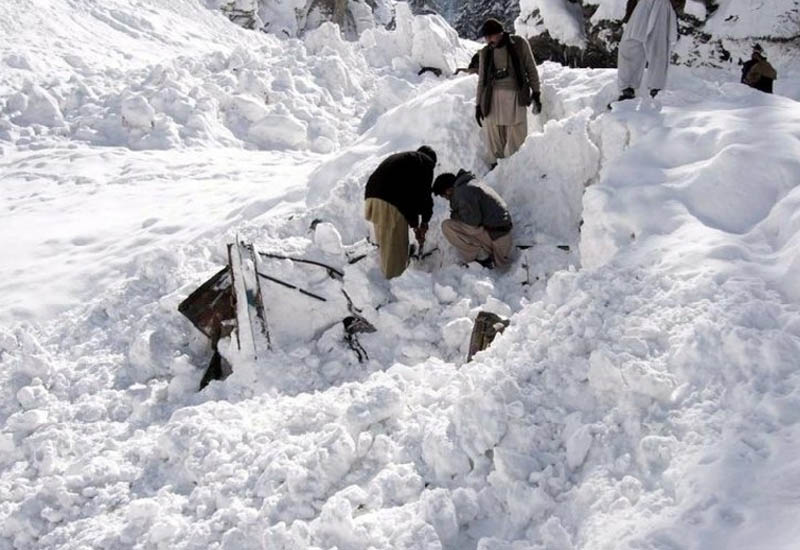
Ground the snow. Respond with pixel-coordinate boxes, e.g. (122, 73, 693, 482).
(3, 1, 800, 550)
(516, 0, 587, 47)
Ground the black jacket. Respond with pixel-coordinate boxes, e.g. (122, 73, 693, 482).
(364, 151, 435, 228)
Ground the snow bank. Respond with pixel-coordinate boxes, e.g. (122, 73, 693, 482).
(0, 1, 471, 153)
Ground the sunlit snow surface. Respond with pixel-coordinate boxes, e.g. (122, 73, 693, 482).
(2, 1, 800, 550)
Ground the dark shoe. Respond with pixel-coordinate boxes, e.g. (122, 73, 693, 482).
(618, 87, 635, 101)
(650, 88, 660, 98)
(476, 256, 495, 269)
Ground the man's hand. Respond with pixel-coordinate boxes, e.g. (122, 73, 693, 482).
(531, 91, 542, 114)
(475, 105, 483, 127)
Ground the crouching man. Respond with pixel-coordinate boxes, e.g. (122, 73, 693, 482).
(433, 169, 513, 269)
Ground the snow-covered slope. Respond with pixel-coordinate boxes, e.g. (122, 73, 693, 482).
(2, 1, 800, 550)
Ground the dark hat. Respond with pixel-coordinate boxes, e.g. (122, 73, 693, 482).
(432, 173, 456, 196)
(417, 145, 437, 165)
(752, 43, 764, 52)
(479, 18, 504, 37)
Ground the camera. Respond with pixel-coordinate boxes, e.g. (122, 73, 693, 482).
(494, 67, 510, 80)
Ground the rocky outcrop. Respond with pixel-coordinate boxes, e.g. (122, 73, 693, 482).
(408, 0, 520, 40)
(210, 0, 393, 38)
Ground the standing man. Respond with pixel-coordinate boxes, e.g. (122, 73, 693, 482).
(741, 44, 777, 94)
(616, 0, 685, 102)
(432, 169, 513, 269)
(364, 146, 437, 279)
(475, 18, 541, 165)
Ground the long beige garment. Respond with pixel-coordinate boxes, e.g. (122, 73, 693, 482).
(441, 219, 512, 267)
(364, 197, 410, 279)
(486, 88, 528, 162)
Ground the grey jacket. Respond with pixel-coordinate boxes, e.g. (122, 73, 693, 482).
(449, 170, 512, 240)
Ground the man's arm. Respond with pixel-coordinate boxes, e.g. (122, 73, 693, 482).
(519, 37, 540, 94)
(476, 48, 486, 105)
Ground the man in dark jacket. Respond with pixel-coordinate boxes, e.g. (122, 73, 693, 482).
(432, 169, 513, 269)
(742, 44, 777, 94)
(475, 18, 541, 165)
(364, 146, 437, 278)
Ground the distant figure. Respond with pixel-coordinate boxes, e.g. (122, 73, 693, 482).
(455, 53, 480, 75)
(364, 146, 437, 279)
(475, 18, 541, 165)
(616, 0, 685, 102)
(433, 169, 513, 269)
(741, 44, 777, 94)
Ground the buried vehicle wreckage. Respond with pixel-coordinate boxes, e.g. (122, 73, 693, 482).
(179, 240, 509, 390)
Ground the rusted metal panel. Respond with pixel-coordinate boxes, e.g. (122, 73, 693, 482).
(467, 311, 510, 362)
(178, 267, 235, 342)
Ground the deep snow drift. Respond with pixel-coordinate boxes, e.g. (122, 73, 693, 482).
(2, 1, 800, 550)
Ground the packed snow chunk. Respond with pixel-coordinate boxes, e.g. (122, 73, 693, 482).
(453, 388, 509, 458)
(619, 475, 644, 504)
(0, 328, 19, 355)
(565, 425, 593, 471)
(121, 95, 156, 129)
(304, 22, 349, 56)
(442, 317, 473, 351)
(344, 382, 403, 433)
(540, 516, 574, 550)
(421, 488, 459, 544)
(6, 409, 49, 435)
(0, 432, 14, 462)
(422, 418, 473, 483)
(619, 360, 678, 402)
(390, 270, 436, 312)
(314, 222, 344, 255)
(493, 447, 540, 482)
(229, 95, 270, 123)
(13, 83, 64, 127)
(411, 13, 464, 75)
(367, 463, 424, 507)
(248, 113, 308, 149)
(588, 349, 626, 395)
(16, 380, 50, 410)
(638, 435, 676, 473)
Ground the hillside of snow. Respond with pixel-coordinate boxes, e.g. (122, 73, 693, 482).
(3, 1, 800, 550)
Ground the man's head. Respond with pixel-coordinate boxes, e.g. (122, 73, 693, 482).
(417, 145, 437, 165)
(479, 18, 505, 48)
(752, 43, 765, 60)
(432, 172, 457, 199)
